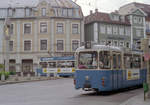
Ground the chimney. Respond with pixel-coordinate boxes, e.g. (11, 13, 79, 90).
(95, 8, 98, 13)
(90, 10, 93, 15)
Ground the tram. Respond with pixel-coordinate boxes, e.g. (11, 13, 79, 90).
(38, 56, 75, 77)
(74, 44, 147, 91)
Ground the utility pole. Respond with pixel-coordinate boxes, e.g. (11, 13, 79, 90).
(141, 38, 150, 100)
(4, 18, 11, 72)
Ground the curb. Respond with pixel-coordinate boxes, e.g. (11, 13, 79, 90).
(0, 77, 62, 86)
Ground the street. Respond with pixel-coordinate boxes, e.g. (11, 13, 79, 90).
(0, 78, 143, 105)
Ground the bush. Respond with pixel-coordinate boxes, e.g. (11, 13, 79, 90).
(0, 71, 10, 80)
(9, 71, 16, 75)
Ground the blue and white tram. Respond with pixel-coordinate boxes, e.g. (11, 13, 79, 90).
(74, 45, 147, 91)
(38, 56, 75, 77)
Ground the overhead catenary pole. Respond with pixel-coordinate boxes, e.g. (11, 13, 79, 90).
(141, 38, 150, 100)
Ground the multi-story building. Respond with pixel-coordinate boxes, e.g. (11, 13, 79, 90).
(0, 0, 84, 73)
(119, 2, 149, 39)
(85, 8, 146, 50)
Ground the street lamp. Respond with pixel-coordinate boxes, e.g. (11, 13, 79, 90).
(4, 18, 11, 72)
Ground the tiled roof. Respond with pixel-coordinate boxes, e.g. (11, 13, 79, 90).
(0, 0, 80, 8)
(85, 11, 130, 25)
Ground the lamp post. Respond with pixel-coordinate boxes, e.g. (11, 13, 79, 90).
(4, 18, 11, 72)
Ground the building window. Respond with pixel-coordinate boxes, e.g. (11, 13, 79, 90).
(9, 24, 14, 35)
(136, 29, 141, 37)
(106, 40, 112, 46)
(41, 8, 46, 16)
(72, 40, 79, 51)
(72, 24, 79, 34)
(57, 40, 64, 51)
(100, 25, 106, 34)
(25, 8, 31, 16)
(113, 26, 118, 35)
(126, 42, 130, 48)
(113, 40, 118, 46)
(57, 23, 64, 34)
(8, 8, 13, 17)
(40, 22, 47, 33)
(134, 16, 138, 23)
(40, 40, 47, 50)
(68, 9, 73, 17)
(119, 27, 124, 35)
(119, 41, 124, 47)
(125, 27, 130, 36)
(9, 41, 13, 51)
(100, 40, 106, 45)
(139, 17, 142, 24)
(63, 8, 67, 16)
(24, 23, 31, 34)
(24, 40, 31, 51)
(107, 26, 112, 34)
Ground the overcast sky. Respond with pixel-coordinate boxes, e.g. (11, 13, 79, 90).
(75, 0, 150, 16)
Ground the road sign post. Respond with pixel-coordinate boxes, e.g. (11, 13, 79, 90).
(141, 38, 150, 100)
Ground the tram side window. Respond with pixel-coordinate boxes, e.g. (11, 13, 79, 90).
(48, 62, 56, 68)
(66, 61, 75, 68)
(39, 62, 48, 68)
(99, 51, 111, 69)
(124, 54, 132, 69)
(113, 54, 117, 69)
(57, 61, 66, 68)
(78, 51, 98, 69)
(113, 53, 121, 69)
(132, 55, 141, 68)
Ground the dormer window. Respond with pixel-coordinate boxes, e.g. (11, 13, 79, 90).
(41, 8, 46, 16)
(8, 8, 13, 17)
(25, 8, 31, 16)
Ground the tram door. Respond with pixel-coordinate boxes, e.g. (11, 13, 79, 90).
(112, 52, 122, 90)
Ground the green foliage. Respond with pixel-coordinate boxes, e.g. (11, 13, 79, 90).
(0, 64, 4, 69)
(0, 71, 10, 80)
(9, 71, 16, 75)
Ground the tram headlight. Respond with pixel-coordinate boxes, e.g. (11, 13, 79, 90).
(85, 76, 89, 80)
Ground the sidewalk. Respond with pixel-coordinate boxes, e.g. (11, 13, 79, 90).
(0, 75, 61, 86)
(120, 93, 150, 105)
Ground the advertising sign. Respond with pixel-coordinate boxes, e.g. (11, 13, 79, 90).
(127, 69, 140, 80)
(42, 68, 57, 73)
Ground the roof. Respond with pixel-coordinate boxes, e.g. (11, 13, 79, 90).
(85, 11, 130, 25)
(76, 45, 122, 52)
(0, 0, 80, 8)
(133, 2, 150, 21)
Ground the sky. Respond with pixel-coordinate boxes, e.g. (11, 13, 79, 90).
(75, 0, 150, 16)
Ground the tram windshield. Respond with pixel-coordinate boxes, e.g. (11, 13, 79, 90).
(78, 51, 98, 69)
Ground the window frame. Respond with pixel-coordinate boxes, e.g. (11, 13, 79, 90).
(24, 40, 32, 51)
(23, 23, 32, 34)
(40, 39, 48, 51)
(56, 40, 64, 51)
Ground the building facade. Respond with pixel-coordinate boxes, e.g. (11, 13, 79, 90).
(85, 8, 146, 50)
(0, 0, 84, 73)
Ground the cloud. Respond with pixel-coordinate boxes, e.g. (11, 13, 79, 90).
(76, 0, 150, 16)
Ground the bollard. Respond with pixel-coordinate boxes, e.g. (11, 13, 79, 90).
(21, 72, 24, 77)
(1, 74, 5, 81)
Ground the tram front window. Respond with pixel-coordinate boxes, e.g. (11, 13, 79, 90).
(99, 51, 111, 69)
(78, 51, 98, 69)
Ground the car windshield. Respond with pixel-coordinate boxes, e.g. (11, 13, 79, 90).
(78, 51, 98, 69)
